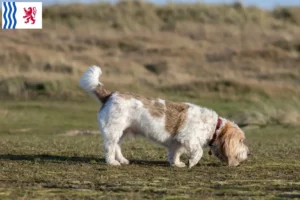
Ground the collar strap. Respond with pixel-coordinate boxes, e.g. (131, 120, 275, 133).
(209, 117, 222, 147)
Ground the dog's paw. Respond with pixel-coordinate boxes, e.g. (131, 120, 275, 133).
(119, 158, 130, 165)
(107, 160, 121, 166)
(188, 159, 198, 168)
(172, 162, 186, 168)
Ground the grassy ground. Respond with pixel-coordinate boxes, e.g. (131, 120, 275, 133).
(0, 100, 299, 199)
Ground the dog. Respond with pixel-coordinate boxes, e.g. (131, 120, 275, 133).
(79, 66, 250, 168)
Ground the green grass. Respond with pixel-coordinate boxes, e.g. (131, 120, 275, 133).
(0, 100, 299, 199)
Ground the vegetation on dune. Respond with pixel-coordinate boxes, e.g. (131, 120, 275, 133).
(0, 1, 299, 126)
(42, 1, 300, 27)
(1, 2, 300, 97)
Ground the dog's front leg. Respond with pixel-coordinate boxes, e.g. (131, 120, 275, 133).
(188, 146, 203, 168)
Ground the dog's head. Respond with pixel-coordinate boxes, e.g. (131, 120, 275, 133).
(210, 121, 250, 166)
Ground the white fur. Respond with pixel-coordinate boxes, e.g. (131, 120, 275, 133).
(96, 94, 222, 168)
(79, 66, 248, 168)
(79, 66, 103, 97)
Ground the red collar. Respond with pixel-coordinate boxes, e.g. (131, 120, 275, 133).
(209, 117, 222, 147)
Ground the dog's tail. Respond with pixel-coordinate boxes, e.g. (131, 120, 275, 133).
(79, 66, 112, 103)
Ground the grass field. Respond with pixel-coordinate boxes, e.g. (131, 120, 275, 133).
(0, 100, 299, 199)
(1, 1, 300, 199)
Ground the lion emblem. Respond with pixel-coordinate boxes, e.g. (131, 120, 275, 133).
(23, 7, 37, 24)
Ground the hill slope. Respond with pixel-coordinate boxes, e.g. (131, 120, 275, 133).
(0, 1, 299, 106)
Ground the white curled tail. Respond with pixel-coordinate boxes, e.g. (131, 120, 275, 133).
(79, 66, 112, 103)
(79, 65, 103, 94)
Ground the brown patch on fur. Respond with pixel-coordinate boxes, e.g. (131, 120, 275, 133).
(148, 100, 165, 117)
(165, 101, 189, 135)
(217, 122, 244, 165)
(119, 92, 189, 135)
(119, 92, 165, 117)
(94, 86, 112, 104)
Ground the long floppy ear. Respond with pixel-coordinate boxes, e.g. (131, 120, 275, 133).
(218, 122, 240, 166)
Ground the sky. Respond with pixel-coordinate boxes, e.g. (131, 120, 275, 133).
(27, 0, 300, 9)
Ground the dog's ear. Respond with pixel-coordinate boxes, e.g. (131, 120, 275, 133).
(218, 122, 242, 166)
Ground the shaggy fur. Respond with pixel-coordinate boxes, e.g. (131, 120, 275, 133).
(79, 66, 250, 168)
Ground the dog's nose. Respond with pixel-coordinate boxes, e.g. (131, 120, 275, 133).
(247, 151, 251, 156)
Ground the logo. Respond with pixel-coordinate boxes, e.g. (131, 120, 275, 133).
(2, 2, 42, 29)
(23, 7, 36, 24)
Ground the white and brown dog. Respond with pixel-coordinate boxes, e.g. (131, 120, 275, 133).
(79, 66, 250, 168)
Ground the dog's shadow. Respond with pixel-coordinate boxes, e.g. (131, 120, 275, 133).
(0, 154, 170, 167)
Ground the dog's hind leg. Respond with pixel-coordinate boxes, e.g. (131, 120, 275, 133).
(115, 132, 129, 165)
(99, 110, 130, 166)
(103, 134, 131, 166)
(168, 141, 186, 167)
(115, 144, 129, 165)
(102, 126, 131, 166)
(103, 137, 121, 166)
(102, 131, 129, 166)
(100, 120, 126, 166)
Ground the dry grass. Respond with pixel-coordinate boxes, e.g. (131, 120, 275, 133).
(0, 2, 299, 126)
(0, 1, 299, 100)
